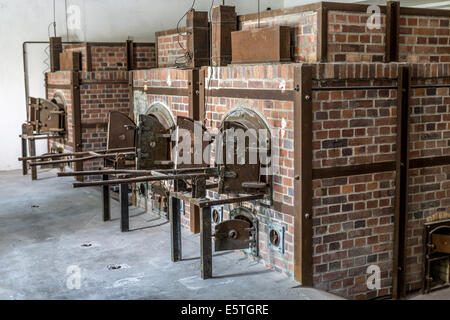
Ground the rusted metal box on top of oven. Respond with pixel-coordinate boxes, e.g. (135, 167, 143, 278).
(211, 5, 237, 66)
(186, 10, 210, 68)
(59, 51, 81, 71)
(231, 26, 291, 64)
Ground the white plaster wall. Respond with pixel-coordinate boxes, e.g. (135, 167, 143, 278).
(0, 0, 284, 171)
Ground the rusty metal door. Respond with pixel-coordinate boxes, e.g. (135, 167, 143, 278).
(219, 120, 261, 194)
(214, 219, 252, 251)
(28, 98, 65, 134)
(176, 116, 210, 168)
(137, 114, 173, 170)
(107, 111, 136, 150)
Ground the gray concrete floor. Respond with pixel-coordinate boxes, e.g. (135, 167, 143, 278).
(0, 169, 340, 300)
(409, 287, 450, 300)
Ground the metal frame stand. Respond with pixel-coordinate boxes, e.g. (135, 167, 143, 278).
(169, 191, 264, 280)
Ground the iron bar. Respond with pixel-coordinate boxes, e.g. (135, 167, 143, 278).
(29, 152, 136, 166)
(72, 172, 217, 188)
(312, 86, 397, 91)
(19, 147, 135, 161)
(57, 167, 213, 177)
(411, 84, 450, 89)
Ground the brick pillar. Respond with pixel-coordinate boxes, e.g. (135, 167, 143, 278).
(211, 5, 236, 67)
(186, 10, 210, 68)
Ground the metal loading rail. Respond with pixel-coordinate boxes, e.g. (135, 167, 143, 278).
(19, 146, 137, 180)
(61, 166, 265, 279)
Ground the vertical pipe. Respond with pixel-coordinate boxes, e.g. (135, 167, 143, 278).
(120, 183, 129, 232)
(200, 206, 212, 279)
(257, 0, 260, 28)
(170, 196, 182, 262)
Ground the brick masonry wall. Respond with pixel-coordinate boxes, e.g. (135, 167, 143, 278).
(310, 63, 398, 299)
(79, 71, 130, 171)
(134, 44, 157, 69)
(156, 32, 187, 67)
(90, 45, 127, 71)
(406, 67, 450, 291)
(399, 15, 450, 63)
(309, 62, 450, 299)
(239, 11, 318, 63)
(327, 11, 386, 62)
(63, 43, 156, 71)
(153, 7, 449, 66)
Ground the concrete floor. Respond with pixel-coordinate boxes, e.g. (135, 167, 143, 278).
(0, 169, 340, 300)
(409, 287, 450, 300)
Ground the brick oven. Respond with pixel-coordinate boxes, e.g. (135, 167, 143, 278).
(22, 40, 156, 179)
(127, 2, 449, 300)
(25, 1, 449, 301)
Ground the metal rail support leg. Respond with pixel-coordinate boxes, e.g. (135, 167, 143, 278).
(28, 139, 37, 180)
(102, 174, 110, 221)
(170, 196, 182, 262)
(200, 206, 212, 279)
(120, 183, 129, 232)
(21, 137, 28, 175)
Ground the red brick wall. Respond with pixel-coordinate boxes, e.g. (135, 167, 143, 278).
(90, 45, 127, 71)
(156, 32, 187, 67)
(327, 11, 386, 62)
(399, 15, 450, 63)
(239, 11, 318, 63)
(79, 71, 130, 171)
(153, 7, 449, 66)
(310, 63, 398, 299)
(63, 43, 156, 71)
(134, 43, 157, 69)
(406, 67, 450, 291)
(309, 62, 450, 299)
